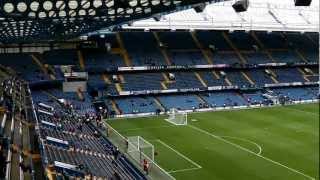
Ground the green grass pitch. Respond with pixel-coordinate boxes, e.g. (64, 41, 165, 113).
(107, 103, 319, 180)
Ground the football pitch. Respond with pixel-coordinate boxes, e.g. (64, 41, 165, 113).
(107, 103, 319, 180)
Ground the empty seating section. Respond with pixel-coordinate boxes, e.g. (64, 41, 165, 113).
(0, 53, 48, 82)
(169, 51, 208, 65)
(272, 87, 318, 100)
(273, 68, 305, 83)
(196, 31, 232, 51)
(44, 145, 134, 179)
(158, 32, 197, 49)
(302, 50, 319, 62)
(122, 73, 163, 91)
(256, 32, 288, 49)
(43, 49, 78, 65)
(228, 32, 258, 50)
(88, 75, 107, 90)
(114, 97, 158, 114)
(271, 51, 302, 63)
(242, 52, 271, 64)
(198, 71, 226, 86)
(121, 32, 166, 66)
(226, 71, 251, 87)
(246, 70, 274, 86)
(158, 95, 200, 110)
(167, 72, 204, 89)
(243, 92, 266, 103)
(212, 52, 241, 64)
(83, 49, 125, 71)
(201, 92, 247, 107)
(47, 89, 95, 115)
(286, 33, 317, 51)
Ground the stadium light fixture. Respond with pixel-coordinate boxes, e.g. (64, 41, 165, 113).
(294, 0, 312, 6)
(232, 0, 249, 13)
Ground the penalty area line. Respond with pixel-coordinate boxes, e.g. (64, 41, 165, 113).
(188, 125, 316, 180)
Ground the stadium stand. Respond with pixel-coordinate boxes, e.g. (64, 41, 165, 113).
(0, 0, 318, 179)
(0, 18, 318, 180)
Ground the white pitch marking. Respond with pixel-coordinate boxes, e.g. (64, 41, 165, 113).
(219, 136, 263, 155)
(167, 167, 201, 173)
(188, 125, 315, 180)
(119, 125, 175, 132)
(156, 139, 202, 169)
(191, 119, 198, 122)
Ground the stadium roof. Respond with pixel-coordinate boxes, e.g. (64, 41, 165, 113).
(0, 0, 225, 43)
(117, 0, 319, 33)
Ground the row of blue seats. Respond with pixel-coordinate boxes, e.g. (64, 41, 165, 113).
(92, 68, 314, 94)
(109, 87, 318, 114)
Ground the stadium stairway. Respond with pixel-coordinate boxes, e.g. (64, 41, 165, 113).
(250, 32, 265, 49)
(115, 83, 123, 94)
(111, 100, 121, 115)
(196, 94, 207, 105)
(212, 71, 221, 80)
(31, 54, 51, 79)
(162, 73, 180, 89)
(222, 74, 233, 86)
(194, 72, 208, 87)
(115, 33, 132, 66)
(267, 69, 280, 83)
(297, 68, 311, 82)
(153, 97, 166, 112)
(222, 32, 247, 64)
(102, 74, 112, 85)
(152, 32, 172, 65)
(305, 34, 317, 44)
(250, 32, 277, 63)
(190, 31, 214, 65)
(160, 81, 168, 90)
(294, 49, 309, 63)
(110, 48, 123, 54)
(241, 71, 255, 85)
(77, 50, 86, 70)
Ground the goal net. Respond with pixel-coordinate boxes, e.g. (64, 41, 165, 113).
(165, 108, 187, 126)
(127, 136, 154, 164)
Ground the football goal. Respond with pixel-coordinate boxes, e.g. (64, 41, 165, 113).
(165, 108, 188, 126)
(127, 136, 155, 164)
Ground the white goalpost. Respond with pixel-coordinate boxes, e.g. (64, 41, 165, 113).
(165, 108, 188, 126)
(127, 136, 155, 164)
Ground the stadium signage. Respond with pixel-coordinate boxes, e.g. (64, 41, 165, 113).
(115, 62, 316, 73)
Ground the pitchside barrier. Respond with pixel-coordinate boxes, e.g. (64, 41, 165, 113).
(104, 122, 175, 180)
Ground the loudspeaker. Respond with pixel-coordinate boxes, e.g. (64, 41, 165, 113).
(153, 15, 161, 22)
(294, 0, 312, 6)
(193, 4, 206, 13)
(232, 0, 249, 12)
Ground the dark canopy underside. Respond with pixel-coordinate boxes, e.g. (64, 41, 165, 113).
(0, 0, 224, 43)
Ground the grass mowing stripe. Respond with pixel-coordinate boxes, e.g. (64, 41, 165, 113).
(188, 124, 316, 180)
(280, 106, 319, 116)
(156, 139, 202, 169)
(118, 125, 175, 133)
